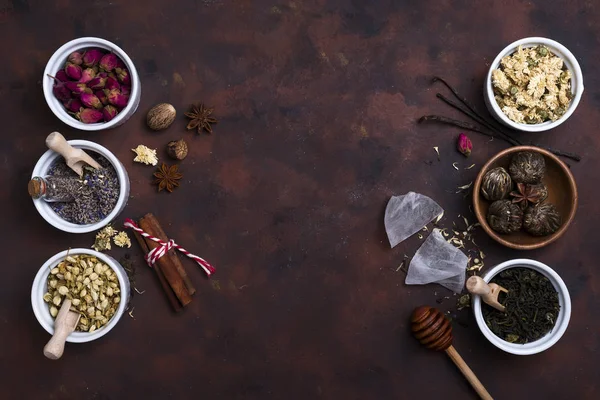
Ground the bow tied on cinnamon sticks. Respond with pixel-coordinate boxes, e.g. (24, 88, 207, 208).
(127, 213, 214, 312)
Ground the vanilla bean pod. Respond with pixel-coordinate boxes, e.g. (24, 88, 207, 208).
(418, 115, 490, 136)
(435, 93, 520, 146)
(431, 77, 582, 162)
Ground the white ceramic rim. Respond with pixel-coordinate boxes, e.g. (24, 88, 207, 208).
(42, 37, 140, 131)
(472, 258, 571, 355)
(485, 37, 584, 132)
(31, 248, 130, 343)
(30, 140, 129, 234)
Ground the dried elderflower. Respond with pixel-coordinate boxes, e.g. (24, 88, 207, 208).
(92, 225, 118, 251)
(43, 254, 121, 332)
(492, 45, 572, 124)
(131, 144, 158, 166)
(113, 231, 132, 248)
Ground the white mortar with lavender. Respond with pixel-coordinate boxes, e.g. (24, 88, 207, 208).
(31, 140, 129, 233)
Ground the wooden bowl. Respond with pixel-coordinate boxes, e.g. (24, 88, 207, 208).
(473, 146, 577, 250)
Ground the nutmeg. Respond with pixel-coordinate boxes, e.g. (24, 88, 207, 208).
(167, 139, 188, 160)
(147, 103, 176, 131)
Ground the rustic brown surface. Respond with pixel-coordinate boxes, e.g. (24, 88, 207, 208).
(1, 1, 599, 399)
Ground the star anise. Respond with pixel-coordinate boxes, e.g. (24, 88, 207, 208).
(510, 182, 547, 209)
(185, 103, 218, 134)
(153, 163, 183, 192)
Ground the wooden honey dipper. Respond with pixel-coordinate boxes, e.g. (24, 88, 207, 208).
(411, 306, 493, 400)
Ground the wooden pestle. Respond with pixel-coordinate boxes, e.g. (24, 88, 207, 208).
(411, 306, 493, 400)
(466, 276, 507, 312)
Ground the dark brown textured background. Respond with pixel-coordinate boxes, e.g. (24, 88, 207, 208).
(1, 0, 598, 399)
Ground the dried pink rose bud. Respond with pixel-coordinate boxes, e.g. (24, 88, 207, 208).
(99, 53, 119, 72)
(64, 98, 83, 113)
(457, 133, 473, 157)
(65, 81, 92, 96)
(104, 88, 129, 108)
(115, 58, 126, 69)
(80, 93, 103, 109)
(79, 68, 96, 83)
(55, 70, 69, 82)
(77, 108, 104, 124)
(105, 76, 120, 91)
(87, 76, 107, 90)
(115, 67, 130, 85)
(82, 48, 104, 67)
(65, 62, 82, 80)
(95, 90, 108, 105)
(120, 85, 131, 96)
(68, 51, 83, 66)
(52, 82, 71, 102)
(102, 105, 119, 122)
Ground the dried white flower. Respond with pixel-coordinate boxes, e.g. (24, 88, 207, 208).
(113, 231, 132, 248)
(132, 144, 158, 166)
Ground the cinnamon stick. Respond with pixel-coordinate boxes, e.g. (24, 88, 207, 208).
(132, 229, 182, 312)
(139, 214, 193, 307)
(140, 213, 196, 295)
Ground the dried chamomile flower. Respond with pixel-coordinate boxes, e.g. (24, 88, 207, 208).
(131, 144, 158, 166)
(113, 231, 131, 248)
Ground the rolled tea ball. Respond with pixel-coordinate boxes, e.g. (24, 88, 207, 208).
(481, 167, 512, 201)
(509, 151, 546, 184)
(524, 203, 561, 236)
(487, 199, 523, 234)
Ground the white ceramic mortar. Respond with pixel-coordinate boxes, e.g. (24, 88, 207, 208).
(43, 37, 141, 131)
(484, 37, 584, 132)
(472, 258, 571, 355)
(31, 249, 130, 343)
(31, 140, 130, 233)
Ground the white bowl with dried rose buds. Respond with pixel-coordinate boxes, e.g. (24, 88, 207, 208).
(485, 37, 584, 132)
(31, 249, 130, 343)
(43, 37, 141, 131)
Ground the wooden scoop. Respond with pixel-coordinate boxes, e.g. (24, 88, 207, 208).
(411, 306, 493, 400)
(43, 299, 80, 360)
(466, 276, 508, 312)
(46, 132, 101, 176)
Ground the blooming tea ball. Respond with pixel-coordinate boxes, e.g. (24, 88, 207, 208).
(509, 152, 546, 184)
(524, 203, 561, 236)
(487, 200, 523, 234)
(481, 167, 512, 201)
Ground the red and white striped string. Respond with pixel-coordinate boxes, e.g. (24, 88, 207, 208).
(124, 218, 215, 277)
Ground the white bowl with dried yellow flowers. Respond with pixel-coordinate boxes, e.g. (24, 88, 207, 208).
(31, 249, 130, 343)
(485, 37, 584, 132)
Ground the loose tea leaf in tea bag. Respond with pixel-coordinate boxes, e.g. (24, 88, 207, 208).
(405, 229, 468, 293)
(385, 192, 444, 248)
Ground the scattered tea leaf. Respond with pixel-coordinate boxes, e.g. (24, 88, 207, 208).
(452, 162, 459, 170)
(433, 146, 440, 160)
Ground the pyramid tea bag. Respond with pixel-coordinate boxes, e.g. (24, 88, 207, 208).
(405, 229, 468, 293)
(385, 192, 444, 248)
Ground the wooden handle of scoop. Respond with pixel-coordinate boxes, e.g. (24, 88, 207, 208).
(466, 276, 506, 312)
(445, 346, 493, 400)
(46, 132, 80, 159)
(43, 299, 79, 360)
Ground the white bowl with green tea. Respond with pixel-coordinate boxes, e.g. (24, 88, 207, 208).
(485, 37, 583, 132)
(472, 258, 571, 355)
(31, 249, 130, 343)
